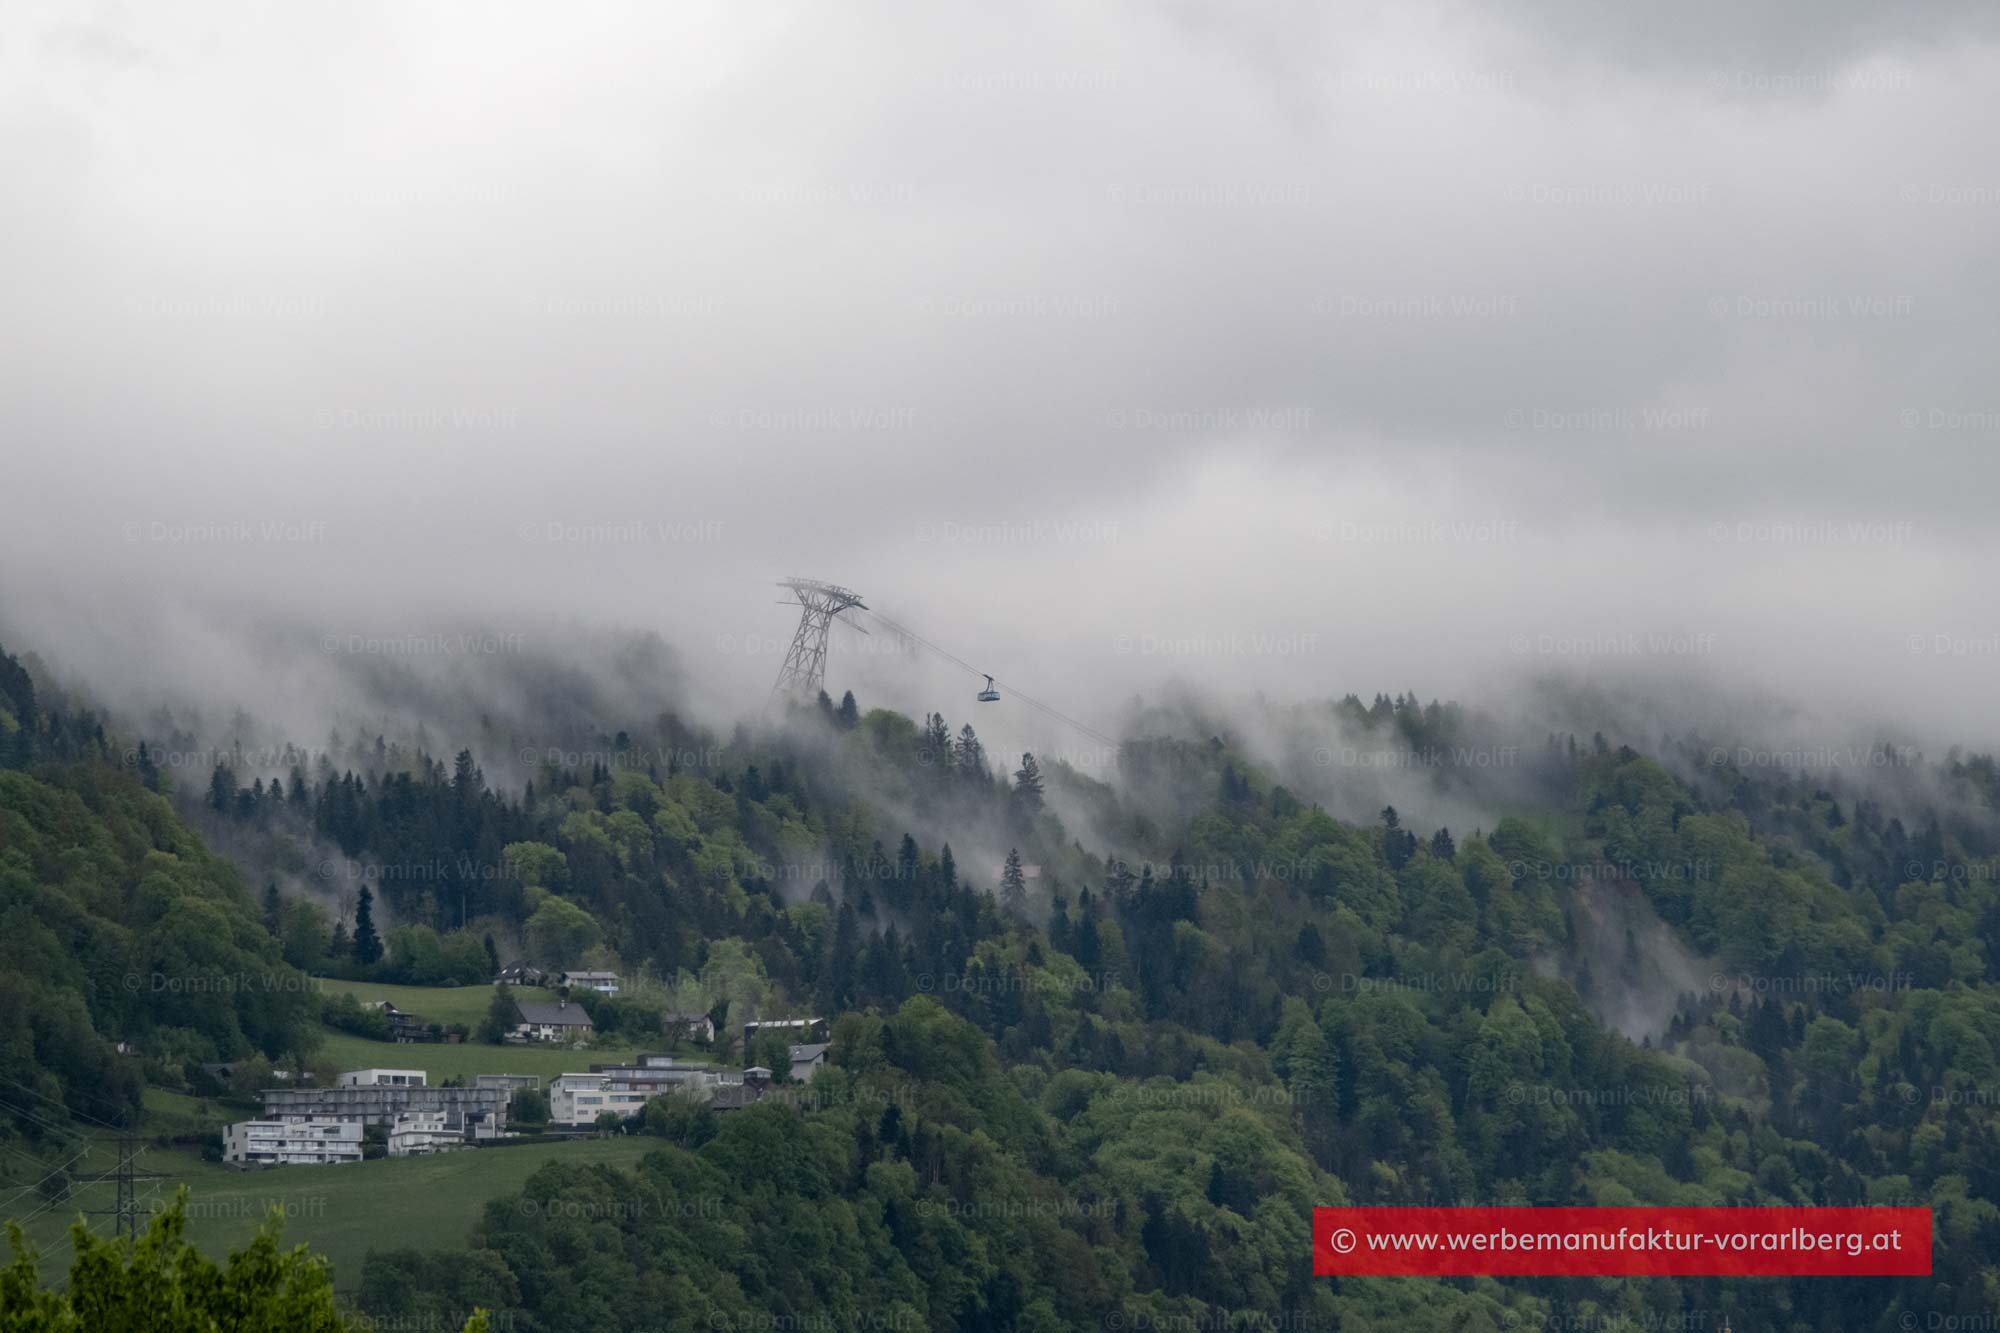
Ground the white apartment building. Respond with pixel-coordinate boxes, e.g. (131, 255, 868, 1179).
(337, 1068, 428, 1088)
(548, 1058, 750, 1127)
(387, 1111, 466, 1157)
(223, 1116, 364, 1166)
(550, 1072, 616, 1125)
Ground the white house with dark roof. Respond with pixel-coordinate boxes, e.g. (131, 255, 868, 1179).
(513, 997, 594, 1042)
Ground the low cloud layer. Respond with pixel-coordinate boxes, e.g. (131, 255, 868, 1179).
(5, 0, 1998, 757)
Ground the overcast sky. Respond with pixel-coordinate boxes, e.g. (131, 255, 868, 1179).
(4, 0, 1998, 755)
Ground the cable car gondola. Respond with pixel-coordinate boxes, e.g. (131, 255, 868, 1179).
(977, 675, 1000, 702)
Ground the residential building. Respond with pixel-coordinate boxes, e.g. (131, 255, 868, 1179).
(560, 970, 621, 996)
(548, 1057, 737, 1127)
(337, 1068, 427, 1088)
(742, 1017, 828, 1047)
(259, 1084, 509, 1128)
(788, 1043, 831, 1083)
(514, 998, 594, 1042)
(548, 1072, 615, 1126)
(667, 1011, 716, 1044)
(224, 1116, 364, 1166)
(387, 1111, 468, 1157)
(495, 963, 547, 986)
(710, 1067, 821, 1114)
(475, 1073, 541, 1094)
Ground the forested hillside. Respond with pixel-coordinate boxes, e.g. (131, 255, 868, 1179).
(5, 633, 2000, 1329)
(0, 645, 319, 1139)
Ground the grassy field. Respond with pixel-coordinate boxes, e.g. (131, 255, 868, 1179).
(2, 1136, 659, 1291)
(317, 978, 566, 1027)
(312, 1030, 649, 1085)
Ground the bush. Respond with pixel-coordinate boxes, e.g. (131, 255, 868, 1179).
(477, 986, 516, 1045)
(509, 1088, 550, 1127)
(382, 926, 493, 986)
(323, 992, 391, 1041)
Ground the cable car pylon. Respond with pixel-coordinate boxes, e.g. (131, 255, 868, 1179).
(767, 577, 867, 710)
(768, 577, 1120, 750)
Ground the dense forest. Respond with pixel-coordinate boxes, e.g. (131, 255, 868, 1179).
(5, 635, 2000, 1329)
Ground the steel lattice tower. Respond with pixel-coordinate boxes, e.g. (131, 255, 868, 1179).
(769, 578, 866, 708)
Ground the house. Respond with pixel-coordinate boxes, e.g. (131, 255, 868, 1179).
(361, 1001, 448, 1044)
(667, 1011, 716, 1044)
(514, 998, 595, 1042)
(224, 1116, 363, 1166)
(560, 970, 621, 996)
(788, 1043, 831, 1083)
(742, 1017, 828, 1047)
(475, 1073, 541, 1094)
(495, 963, 547, 986)
(710, 1066, 779, 1113)
(337, 1068, 427, 1088)
(707, 1082, 772, 1112)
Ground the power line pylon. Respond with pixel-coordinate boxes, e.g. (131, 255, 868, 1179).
(84, 1133, 139, 1243)
(768, 578, 866, 709)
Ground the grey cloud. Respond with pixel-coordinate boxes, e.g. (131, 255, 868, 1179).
(2, 0, 1997, 758)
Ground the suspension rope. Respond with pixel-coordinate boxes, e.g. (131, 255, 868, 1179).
(850, 607, 1122, 750)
